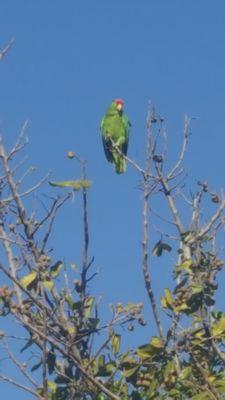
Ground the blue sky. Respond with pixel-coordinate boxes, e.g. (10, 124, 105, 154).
(1, 1, 225, 397)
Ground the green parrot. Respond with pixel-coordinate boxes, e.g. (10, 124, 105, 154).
(100, 99, 131, 174)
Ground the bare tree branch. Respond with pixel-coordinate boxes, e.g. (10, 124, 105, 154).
(167, 114, 191, 180)
(0, 373, 42, 399)
(190, 198, 225, 244)
(0, 223, 23, 306)
(2, 338, 38, 388)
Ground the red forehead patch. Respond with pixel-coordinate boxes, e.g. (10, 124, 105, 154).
(115, 98, 124, 106)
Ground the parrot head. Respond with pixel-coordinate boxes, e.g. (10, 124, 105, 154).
(114, 98, 124, 114)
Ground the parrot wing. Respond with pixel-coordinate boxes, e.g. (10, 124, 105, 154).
(121, 114, 131, 156)
(100, 117, 114, 162)
(102, 136, 114, 162)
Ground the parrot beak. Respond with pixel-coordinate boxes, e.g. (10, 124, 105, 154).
(116, 103, 123, 112)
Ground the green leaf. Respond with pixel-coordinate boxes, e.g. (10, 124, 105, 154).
(50, 261, 63, 278)
(111, 333, 121, 355)
(43, 279, 54, 291)
(47, 349, 56, 375)
(164, 288, 173, 305)
(164, 360, 176, 377)
(21, 338, 34, 353)
(191, 392, 212, 400)
(84, 296, 95, 318)
(31, 360, 42, 372)
(174, 302, 189, 313)
(87, 317, 100, 330)
(150, 336, 163, 348)
(212, 316, 225, 336)
(169, 388, 182, 396)
(179, 366, 192, 380)
(161, 288, 173, 309)
(122, 365, 139, 378)
(137, 344, 153, 360)
(49, 179, 91, 190)
(191, 283, 204, 294)
(96, 358, 116, 377)
(105, 362, 116, 375)
(48, 380, 57, 393)
(214, 379, 225, 393)
(121, 356, 138, 366)
(98, 354, 105, 369)
(177, 259, 192, 274)
(20, 271, 37, 289)
(64, 295, 74, 308)
(97, 395, 105, 400)
(67, 325, 76, 335)
(152, 240, 172, 257)
(130, 391, 143, 400)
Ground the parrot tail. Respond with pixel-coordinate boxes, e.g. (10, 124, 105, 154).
(115, 157, 126, 174)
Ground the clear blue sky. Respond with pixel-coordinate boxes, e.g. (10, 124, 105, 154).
(1, 1, 225, 397)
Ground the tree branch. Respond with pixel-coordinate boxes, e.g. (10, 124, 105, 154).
(0, 38, 15, 61)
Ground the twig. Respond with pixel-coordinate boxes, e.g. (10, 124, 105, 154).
(81, 159, 89, 300)
(2, 338, 38, 388)
(0, 373, 42, 399)
(0, 38, 15, 61)
(87, 334, 112, 369)
(0, 234, 26, 246)
(0, 262, 51, 316)
(190, 198, 225, 244)
(3, 173, 50, 204)
(41, 285, 48, 400)
(190, 188, 204, 231)
(167, 115, 191, 180)
(150, 205, 178, 227)
(16, 316, 121, 400)
(0, 138, 39, 259)
(140, 107, 165, 341)
(0, 223, 23, 306)
(123, 152, 146, 176)
(8, 120, 29, 159)
(110, 140, 147, 176)
(40, 193, 71, 252)
(142, 175, 164, 342)
(156, 169, 185, 235)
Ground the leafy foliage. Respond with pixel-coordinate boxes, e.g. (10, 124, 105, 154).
(1, 111, 225, 400)
(49, 179, 91, 190)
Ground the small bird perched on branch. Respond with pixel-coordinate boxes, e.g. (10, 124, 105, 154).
(100, 99, 131, 174)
